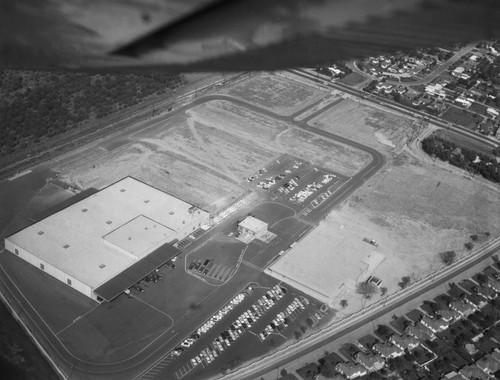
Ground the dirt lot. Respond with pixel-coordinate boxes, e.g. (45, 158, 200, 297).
(270, 152, 500, 313)
(225, 72, 327, 116)
(308, 99, 418, 155)
(271, 93, 500, 316)
(57, 142, 245, 213)
(54, 74, 371, 214)
(277, 128, 372, 176)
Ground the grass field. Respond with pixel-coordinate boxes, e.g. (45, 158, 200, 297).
(339, 72, 368, 87)
(226, 72, 327, 116)
(441, 106, 479, 129)
(308, 99, 417, 154)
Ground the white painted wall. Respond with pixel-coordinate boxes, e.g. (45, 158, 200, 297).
(4, 239, 93, 299)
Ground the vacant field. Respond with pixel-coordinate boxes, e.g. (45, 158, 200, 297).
(189, 100, 290, 143)
(441, 106, 479, 129)
(56, 94, 375, 213)
(339, 72, 368, 87)
(188, 100, 370, 176)
(278, 128, 372, 176)
(139, 114, 276, 181)
(271, 154, 500, 313)
(58, 142, 245, 212)
(225, 72, 327, 116)
(309, 99, 417, 155)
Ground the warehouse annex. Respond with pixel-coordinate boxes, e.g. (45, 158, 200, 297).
(4, 177, 209, 301)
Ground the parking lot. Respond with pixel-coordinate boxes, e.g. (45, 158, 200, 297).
(136, 272, 326, 380)
(245, 154, 348, 214)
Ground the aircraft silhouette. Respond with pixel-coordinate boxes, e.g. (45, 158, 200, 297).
(1, 0, 499, 71)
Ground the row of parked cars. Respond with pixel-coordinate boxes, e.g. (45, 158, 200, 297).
(197, 292, 247, 335)
(188, 285, 287, 367)
(169, 291, 250, 359)
(259, 297, 307, 340)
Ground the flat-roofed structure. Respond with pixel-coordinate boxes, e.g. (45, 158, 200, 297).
(238, 216, 268, 238)
(4, 177, 209, 301)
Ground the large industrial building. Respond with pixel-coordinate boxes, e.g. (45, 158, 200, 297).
(4, 177, 209, 301)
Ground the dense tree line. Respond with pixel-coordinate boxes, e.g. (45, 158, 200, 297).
(0, 70, 184, 156)
(421, 135, 500, 183)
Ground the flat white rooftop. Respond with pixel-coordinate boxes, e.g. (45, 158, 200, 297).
(6, 177, 208, 289)
(239, 216, 268, 233)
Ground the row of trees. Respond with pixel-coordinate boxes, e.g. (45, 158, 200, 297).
(421, 135, 500, 183)
(0, 70, 185, 157)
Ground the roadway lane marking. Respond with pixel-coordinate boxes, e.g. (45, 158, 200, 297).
(130, 295, 175, 323)
(55, 303, 100, 336)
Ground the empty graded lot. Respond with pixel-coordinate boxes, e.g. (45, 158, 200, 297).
(271, 153, 500, 312)
(308, 98, 417, 154)
(57, 142, 246, 213)
(225, 72, 328, 116)
(190, 100, 372, 177)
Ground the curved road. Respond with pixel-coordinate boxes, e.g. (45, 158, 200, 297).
(0, 91, 385, 380)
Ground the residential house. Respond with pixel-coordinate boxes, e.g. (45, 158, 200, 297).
(459, 364, 490, 380)
(487, 107, 499, 118)
(375, 83, 393, 93)
(455, 96, 472, 107)
(355, 352, 385, 372)
(487, 277, 500, 292)
(390, 334, 419, 351)
(425, 84, 447, 99)
(328, 66, 344, 77)
(477, 285, 496, 300)
(406, 322, 435, 341)
(442, 371, 466, 379)
(476, 354, 500, 376)
(421, 316, 449, 334)
(373, 342, 404, 359)
(465, 343, 480, 356)
(335, 362, 367, 379)
(395, 86, 407, 94)
(437, 308, 461, 323)
(464, 294, 487, 310)
(449, 300, 475, 317)
(491, 349, 500, 363)
(452, 66, 465, 76)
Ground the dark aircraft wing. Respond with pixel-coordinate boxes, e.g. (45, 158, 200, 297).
(1, 0, 500, 71)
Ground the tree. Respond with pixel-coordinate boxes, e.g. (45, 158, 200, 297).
(340, 299, 348, 308)
(439, 251, 456, 266)
(464, 242, 474, 250)
(280, 369, 288, 377)
(398, 276, 411, 289)
(294, 330, 302, 340)
(380, 287, 388, 296)
(318, 360, 336, 378)
(300, 325, 308, 334)
(356, 282, 378, 299)
(306, 318, 314, 327)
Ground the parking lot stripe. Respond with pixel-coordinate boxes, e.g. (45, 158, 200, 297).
(209, 264, 223, 277)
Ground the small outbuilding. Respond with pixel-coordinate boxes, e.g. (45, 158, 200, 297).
(238, 216, 268, 238)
